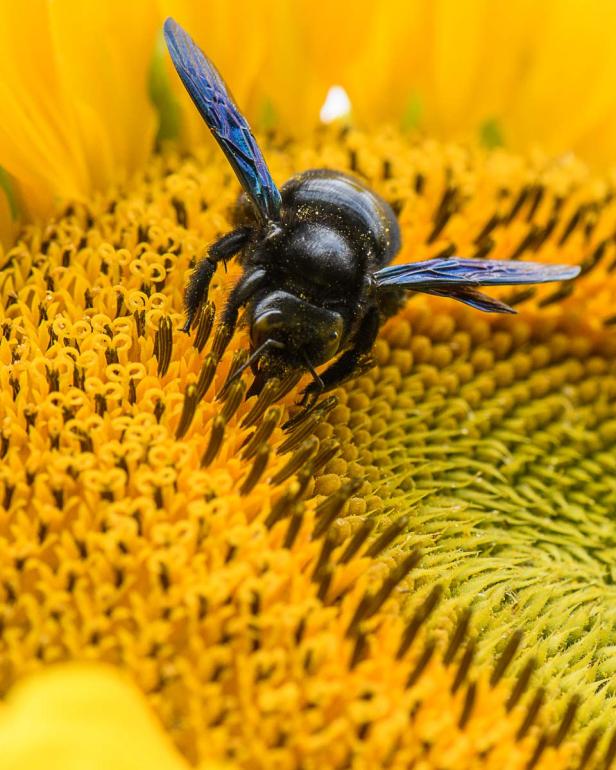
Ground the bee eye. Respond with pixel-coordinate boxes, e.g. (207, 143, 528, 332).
(329, 330, 339, 341)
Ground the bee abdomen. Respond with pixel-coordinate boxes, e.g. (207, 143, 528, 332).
(281, 169, 401, 267)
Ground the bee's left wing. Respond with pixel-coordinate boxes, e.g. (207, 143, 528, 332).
(164, 18, 282, 224)
(374, 258, 581, 314)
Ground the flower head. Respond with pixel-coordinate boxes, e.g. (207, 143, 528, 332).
(2, 4, 616, 770)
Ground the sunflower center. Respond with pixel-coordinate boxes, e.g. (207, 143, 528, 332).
(2, 127, 616, 765)
(333, 300, 616, 710)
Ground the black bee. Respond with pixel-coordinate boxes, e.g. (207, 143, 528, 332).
(164, 18, 580, 408)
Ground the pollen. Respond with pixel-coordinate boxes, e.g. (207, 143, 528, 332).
(1, 127, 616, 768)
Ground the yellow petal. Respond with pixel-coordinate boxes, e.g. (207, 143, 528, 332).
(0, 0, 158, 222)
(0, 663, 227, 770)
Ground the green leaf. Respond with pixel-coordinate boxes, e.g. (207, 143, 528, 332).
(149, 30, 182, 144)
(257, 99, 278, 134)
(0, 166, 20, 221)
(479, 118, 505, 149)
(401, 92, 423, 131)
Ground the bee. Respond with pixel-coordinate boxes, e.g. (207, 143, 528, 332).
(164, 18, 580, 410)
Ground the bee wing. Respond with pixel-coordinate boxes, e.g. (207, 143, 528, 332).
(164, 18, 282, 224)
(418, 286, 517, 313)
(375, 258, 580, 288)
(374, 257, 580, 314)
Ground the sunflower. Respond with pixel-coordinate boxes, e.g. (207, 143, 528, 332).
(2, 3, 616, 770)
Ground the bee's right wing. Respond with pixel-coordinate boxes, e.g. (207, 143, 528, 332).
(374, 257, 581, 313)
(164, 18, 282, 225)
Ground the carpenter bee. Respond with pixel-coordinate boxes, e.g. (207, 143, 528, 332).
(164, 18, 580, 409)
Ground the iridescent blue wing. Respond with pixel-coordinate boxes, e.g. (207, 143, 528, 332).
(375, 258, 580, 314)
(164, 18, 282, 224)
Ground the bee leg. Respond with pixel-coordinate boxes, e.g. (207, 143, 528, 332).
(182, 226, 252, 333)
(213, 268, 268, 357)
(300, 306, 380, 404)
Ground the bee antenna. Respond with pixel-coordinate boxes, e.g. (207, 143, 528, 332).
(301, 350, 324, 391)
(224, 338, 284, 389)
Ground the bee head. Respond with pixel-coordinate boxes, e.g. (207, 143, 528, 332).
(251, 290, 343, 369)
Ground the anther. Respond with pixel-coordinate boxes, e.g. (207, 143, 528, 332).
(274, 370, 302, 400)
(277, 413, 321, 455)
(406, 639, 436, 689)
(220, 379, 246, 422)
(311, 537, 336, 581)
(217, 349, 250, 400)
(3, 484, 14, 509)
(282, 505, 304, 549)
(451, 639, 476, 694)
(576, 729, 602, 770)
(200, 415, 225, 467)
(312, 439, 340, 473)
(458, 681, 477, 730)
(396, 584, 443, 659)
(558, 204, 585, 246)
(474, 213, 501, 244)
(241, 377, 281, 428)
(193, 302, 215, 351)
(128, 378, 137, 405)
(535, 215, 558, 248)
(516, 687, 545, 741)
(211, 323, 233, 360)
(505, 185, 531, 224)
(46, 367, 60, 392)
(171, 197, 188, 227)
(312, 478, 361, 539)
(506, 658, 536, 712)
(155, 316, 173, 377)
(525, 733, 548, 770)
(551, 695, 580, 747)
(293, 467, 313, 502)
(270, 436, 319, 486)
(175, 384, 199, 439)
(434, 243, 457, 260)
(153, 399, 166, 423)
(538, 281, 575, 307)
(240, 406, 282, 460)
(504, 287, 536, 307)
(282, 394, 338, 437)
(349, 631, 368, 669)
(115, 290, 125, 318)
(134, 309, 146, 337)
(526, 185, 545, 222)
(510, 225, 542, 260)
(264, 487, 296, 529)
(443, 608, 472, 666)
(490, 629, 523, 686)
(316, 568, 332, 602)
(195, 354, 218, 401)
(365, 518, 406, 558)
(604, 729, 616, 770)
(427, 186, 459, 244)
(346, 594, 374, 637)
(239, 445, 270, 496)
(366, 550, 421, 618)
(338, 519, 375, 564)
(579, 238, 608, 276)
(471, 237, 495, 260)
